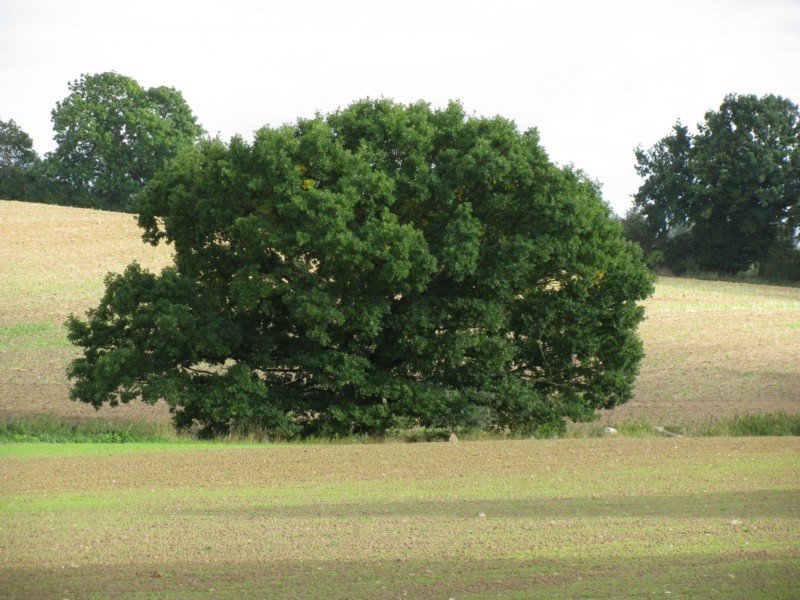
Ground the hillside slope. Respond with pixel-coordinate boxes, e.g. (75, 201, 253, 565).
(0, 200, 172, 422)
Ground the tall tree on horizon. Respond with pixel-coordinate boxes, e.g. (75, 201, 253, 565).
(48, 72, 204, 211)
(634, 93, 800, 274)
(0, 118, 39, 200)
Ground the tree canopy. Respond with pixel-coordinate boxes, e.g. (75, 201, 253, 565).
(633, 93, 800, 275)
(0, 118, 39, 200)
(67, 99, 653, 438)
(48, 72, 204, 211)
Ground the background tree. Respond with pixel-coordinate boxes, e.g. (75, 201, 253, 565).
(0, 118, 39, 200)
(618, 206, 662, 269)
(48, 72, 204, 211)
(633, 94, 800, 275)
(67, 99, 653, 438)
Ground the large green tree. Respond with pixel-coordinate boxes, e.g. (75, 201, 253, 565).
(48, 72, 204, 211)
(67, 99, 653, 438)
(0, 118, 39, 199)
(634, 93, 800, 274)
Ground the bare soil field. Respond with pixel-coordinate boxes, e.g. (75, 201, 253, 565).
(1, 438, 798, 598)
(604, 276, 800, 424)
(1, 199, 798, 426)
(0, 200, 172, 423)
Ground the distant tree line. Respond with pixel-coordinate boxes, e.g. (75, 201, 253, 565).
(0, 72, 203, 212)
(621, 93, 800, 283)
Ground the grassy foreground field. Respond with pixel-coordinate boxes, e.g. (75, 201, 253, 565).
(1, 199, 798, 428)
(1, 438, 798, 598)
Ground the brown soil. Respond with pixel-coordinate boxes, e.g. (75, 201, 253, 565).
(1, 438, 798, 599)
(603, 278, 800, 423)
(2, 437, 797, 494)
(3, 554, 797, 600)
(0, 200, 172, 422)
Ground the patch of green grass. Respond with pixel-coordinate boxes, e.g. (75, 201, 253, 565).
(564, 418, 662, 438)
(664, 270, 800, 289)
(0, 441, 215, 458)
(679, 412, 800, 437)
(4, 479, 798, 518)
(0, 323, 55, 338)
(1, 412, 798, 445)
(573, 412, 800, 439)
(0, 322, 71, 349)
(183, 413, 800, 444)
(613, 419, 660, 437)
(0, 414, 180, 443)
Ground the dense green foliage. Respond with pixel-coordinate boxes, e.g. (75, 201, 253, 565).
(1, 74, 203, 209)
(47, 72, 204, 211)
(0, 118, 39, 199)
(67, 99, 653, 437)
(632, 93, 800, 277)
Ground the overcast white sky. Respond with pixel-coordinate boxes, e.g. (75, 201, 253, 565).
(1, 0, 798, 215)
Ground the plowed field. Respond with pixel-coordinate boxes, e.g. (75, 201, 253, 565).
(1, 438, 798, 598)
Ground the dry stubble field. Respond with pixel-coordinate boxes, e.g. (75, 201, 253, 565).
(0, 199, 798, 426)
